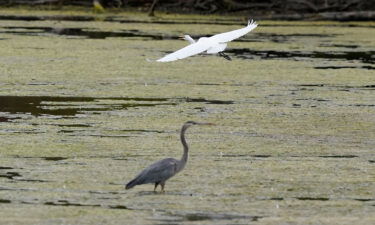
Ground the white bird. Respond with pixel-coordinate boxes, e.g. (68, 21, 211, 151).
(156, 20, 258, 62)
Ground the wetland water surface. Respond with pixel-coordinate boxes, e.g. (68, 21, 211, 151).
(0, 10, 374, 225)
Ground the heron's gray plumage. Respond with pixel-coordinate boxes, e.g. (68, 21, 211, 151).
(125, 158, 178, 189)
(125, 121, 213, 191)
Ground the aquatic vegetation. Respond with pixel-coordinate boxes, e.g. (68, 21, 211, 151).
(0, 8, 374, 224)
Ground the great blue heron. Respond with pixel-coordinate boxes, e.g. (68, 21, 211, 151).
(125, 121, 214, 192)
(156, 20, 258, 62)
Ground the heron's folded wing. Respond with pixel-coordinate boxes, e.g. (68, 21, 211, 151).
(136, 158, 178, 184)
(157, 42, 210, 62)
(211, 20, 257, 43)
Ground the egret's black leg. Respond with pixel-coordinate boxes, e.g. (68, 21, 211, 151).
(154, 182, 159, 192)
(219, 52, 231, 61)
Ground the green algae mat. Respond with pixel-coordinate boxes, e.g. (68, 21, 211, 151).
(0, 8, 374, 225)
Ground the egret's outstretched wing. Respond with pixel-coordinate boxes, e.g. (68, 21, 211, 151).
(157, 41, 209, 62)
(211, 20, 257, 43)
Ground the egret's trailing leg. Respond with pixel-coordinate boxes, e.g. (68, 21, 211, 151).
(219, 52, 232, 61)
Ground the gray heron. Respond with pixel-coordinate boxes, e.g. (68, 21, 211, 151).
(125, 121, 214, 192)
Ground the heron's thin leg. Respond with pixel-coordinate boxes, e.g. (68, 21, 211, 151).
(154, 183, 159, 192)
(160, 181, 166, 193)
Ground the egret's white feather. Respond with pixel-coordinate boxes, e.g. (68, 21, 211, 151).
(211, 20, 258, 43)
(156, 20, 257, 62)
(157, 41, 210, 62)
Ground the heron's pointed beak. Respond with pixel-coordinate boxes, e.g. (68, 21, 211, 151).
(178, 35, 185, 40)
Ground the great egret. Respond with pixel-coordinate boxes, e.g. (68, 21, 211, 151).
(125, 121, 214, 192)
(156, 20, 258, 62)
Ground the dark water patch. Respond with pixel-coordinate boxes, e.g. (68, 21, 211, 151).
(0, 166, 14, 170)
(3, 197, 130, 210)
(11, 155, 65, 162)
(57, 124, 92, 127)
(297, 84, 375, 91)
(171, 212, 261, 222)
(74, 134, 132, 138)
(296, 98, 330, 102)
(0, 96, 172, 119)
(16, 179, 49, 183)
(1, 15, 375, 27)
(270, 197, 284, 200)
(0, 115, 22, 122)
(227, 49, 375, 64)
(160, 32, 333, 44)
(0, 15, 95, 22)
(265, 33, 336, 37)
(0, 15, 240, 25)
(112, 156, 136, 161)
(296, 197, 329, 201)
(319, 155, 358, 158)
(119, 129, 164, 133)
(42, 157, 68, 161)
(0, 117, 10, 122)
(315, 66, 375, 70)
(44, 200, 100, 207)
(51, 27, 167, 40)
(0, 95, 232, 133)
(252, 154, 271, 158)
(108, 205, 129, 210)
(355, 198, 375, 202)
(1, 26, 172, 40)
(251, 32, 337, 43)
(320, 44, 359, 48)
(185, 98, 234, 105)
(0, 96, 95, 116)
(58, 129, 78, 133)
(299, 84, 325, 87)
(222, 154, 247, 157)
(257, 23, 375, 28)
(20, 201, 37, 205)
(369, 160, 375, 163)
(349, 104, 375, 107)
(0, 199, 11, 203)
(195, 83, 222, 86)
(0, 171, 21, 180)
(0, 168, 49, 182)
(4, 129, 46, 134)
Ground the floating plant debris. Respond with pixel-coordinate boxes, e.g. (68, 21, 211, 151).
(1, 26, 172, 40)
(227, 49, 375, 64)
(296, 197, 329, 201)
(319, 155, 358, 158)
(0, 96, 234, 123)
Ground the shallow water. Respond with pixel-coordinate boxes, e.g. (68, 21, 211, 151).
(0, 9, 374, 225)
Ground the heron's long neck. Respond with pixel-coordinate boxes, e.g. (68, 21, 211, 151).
(180, 125, 189, 164)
